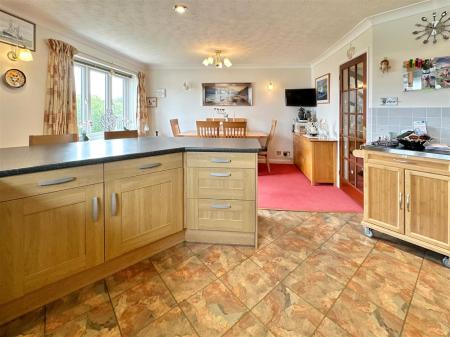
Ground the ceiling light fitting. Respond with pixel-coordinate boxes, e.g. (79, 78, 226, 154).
(173, 4, 188, 14)
(413, 11, 449, 44)
(202, 50, 232, 68)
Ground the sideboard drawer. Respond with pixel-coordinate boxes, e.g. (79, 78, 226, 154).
(186, 152, 256, 169)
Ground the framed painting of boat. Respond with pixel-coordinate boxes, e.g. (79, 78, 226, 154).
(0, 10, 36, 51)
(202, 83, 253, 106)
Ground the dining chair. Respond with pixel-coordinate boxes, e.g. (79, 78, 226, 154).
(223, 121, 247, 138)
(170, 119, 181, 137)
(258, 120, 277, 173)
(196, 121, 220, 137)
(29, 134, 79, 146)
(104, 130, 138, 140)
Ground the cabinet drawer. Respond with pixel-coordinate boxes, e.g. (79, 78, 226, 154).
(187, 168, 256, 200)
(0, 165, 103, 202)
(186, 152, 256, 169)
(186, 199, 255, 232)
(104, 153, 182, 181)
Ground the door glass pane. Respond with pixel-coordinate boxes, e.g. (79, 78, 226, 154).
(349, 90, 356, 113)
(349, 140, 356, 160)
(349, 160, 356, 186)
(357, 89, 364, 113)
(349, 65, 356, 89)
(112, 76, 125, 129)
(356, 140, 364, 165)
(350, 114, 356, 136)
(89, 70, 107, 133)
(357, 115, 363, 139)
(343, 137, 349, 158)
(343, 114, 348, 135)
(343, 68, 349, 91)
(356, 165, 364, 191)
(357, 62, 364, 88)
(343, 159, 349, 180)
(342, 92, 349, 113)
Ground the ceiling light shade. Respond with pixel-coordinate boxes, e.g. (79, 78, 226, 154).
(223, 58, 232, 67)
(202, 58, 209, 66)
(207, 56, 214, 64)
(17, 48, 33, 62)
(268, 81, 274, 90)
(173, 4, 187, 14)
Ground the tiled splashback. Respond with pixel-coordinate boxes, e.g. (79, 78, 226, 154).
(370, 107, 450, 145)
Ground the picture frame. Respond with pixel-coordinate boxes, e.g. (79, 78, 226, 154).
(202, 83, 253, 106)
(315, 73, 330, 104)
(146, 96, 157, 108)
(0, 10, 36, 51)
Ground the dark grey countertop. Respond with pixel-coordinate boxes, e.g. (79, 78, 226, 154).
(0, 136, 261, 177)
(363, 144, 450, 161)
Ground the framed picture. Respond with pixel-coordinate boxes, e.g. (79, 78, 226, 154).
(315, 73, 330, 104)
(0, 10, 36, 51)
(146, 96, 157, 108)
(202, 83, 253, 106)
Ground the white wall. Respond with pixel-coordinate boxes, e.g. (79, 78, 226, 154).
(148, 67, 311, 162)
(0, 9, 146, 148)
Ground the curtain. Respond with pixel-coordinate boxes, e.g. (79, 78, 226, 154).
(43, 39, 78, 135)
(137, 72, 150, 135)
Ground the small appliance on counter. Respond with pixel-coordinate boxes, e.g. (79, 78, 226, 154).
(396, 130, 432, 151)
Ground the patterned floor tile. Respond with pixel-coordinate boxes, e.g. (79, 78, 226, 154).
(236, 245, 258, 257)
(45, 280, 110, 333)
(291, 219, 337, 246)
(327, 289, 403, 337)
(222, 312, 275, 337)
(105, 259, 158, 298)
(252, 284, 323, 337)
(197, 245, 246, 277)
(0, 307, 44, 337)
(273, 231, 316, 263)
(258, 215, 290, 246)
(185, 242, 212, 254)
(322, 230, 374, 265)
(250, 243, 299, 281)
(135, 307, 197, 337)
(111, 275, 176, 337)
(180, 280, 247, 337)
(161, 256, 216, 302)
(46, 301, 120, 337)
(305, 213, 350, 231)
(221, 259, 278, 309)
(373, 240, 424, 268)
(151, 243, 194, 273)
(313, 317, 352, 337)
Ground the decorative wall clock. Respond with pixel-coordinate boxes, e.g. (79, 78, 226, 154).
(413, 11, 449, 44)
(3, 68, 26, 88)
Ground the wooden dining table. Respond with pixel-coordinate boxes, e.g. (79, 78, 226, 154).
(178, 130, 268, 139)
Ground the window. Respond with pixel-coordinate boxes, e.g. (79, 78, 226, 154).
(74, 60, 137, 139)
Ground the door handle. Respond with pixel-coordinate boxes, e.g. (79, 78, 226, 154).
(211, 203, 231, 209)
(92, 197, 99, 221)
(38, 176, 76, 186)
(210, 172, 231, 177)
(210, 158, 231, 163)
(406, 193, 410, 212)
(111, 192, 118, 216)
(139, 163, 162, 170)
(399, 192, 403, 210)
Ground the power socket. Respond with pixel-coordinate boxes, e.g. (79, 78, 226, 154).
(276, 151, 282, 156)
(283, 151, 291, 157)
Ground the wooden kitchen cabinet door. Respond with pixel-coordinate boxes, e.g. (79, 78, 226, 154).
(405, 170, 450, 250)
(105, 168, 183, 260)
(364, 163, 404, 233)
(0, 184, 104, 303)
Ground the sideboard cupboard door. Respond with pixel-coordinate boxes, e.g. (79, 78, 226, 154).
(364, 163, 404, 234)
(105, 168, 183, 260)
(0, 184, 104, 303)
(405, 170, 450, 250)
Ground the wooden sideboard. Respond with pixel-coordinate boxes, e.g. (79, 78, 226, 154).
(293, 133, 337, 185)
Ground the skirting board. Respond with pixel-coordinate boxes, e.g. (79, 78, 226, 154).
(185, 229, 256, 246)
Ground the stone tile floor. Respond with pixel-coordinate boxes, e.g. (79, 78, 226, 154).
(1, 210, 450, 337)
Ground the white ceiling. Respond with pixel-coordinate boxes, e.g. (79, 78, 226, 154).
(3, 0, 424, 67)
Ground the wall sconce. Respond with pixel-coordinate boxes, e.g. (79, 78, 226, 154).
(183, 81, 190, 91)
(267, 81, 274, 90)
(7, 47, 33, 62)
(379, 58, 391, 73)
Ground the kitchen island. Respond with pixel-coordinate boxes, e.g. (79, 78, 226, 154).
(0, 136, 260, 324)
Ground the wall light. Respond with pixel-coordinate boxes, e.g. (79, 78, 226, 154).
(173, 4, 188, 14)
(268, 81, 274, 90)
(7, 47, 33, 62)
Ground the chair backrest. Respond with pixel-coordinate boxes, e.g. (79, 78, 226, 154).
(223, 121, 247, 138)
(265, 120, 277, 149)
(196, 121, 220, 138)
(206, 118, 247, 122)
(104, 130, 138, 140)
(170, 119, 181, 136)
(29, 134, 78, 146)
(206, 118, 225, 122)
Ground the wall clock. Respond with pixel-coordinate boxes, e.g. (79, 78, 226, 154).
(3, 68, 26, 88)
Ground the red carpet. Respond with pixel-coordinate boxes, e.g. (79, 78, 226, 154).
(258, 164, 363, 213)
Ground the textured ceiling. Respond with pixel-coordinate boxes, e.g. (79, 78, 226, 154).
(2, 0, 423, 67)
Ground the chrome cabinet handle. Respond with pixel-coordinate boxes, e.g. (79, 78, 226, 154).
(406, 194, 411, 212)
(399, 192, 403, 210)
(210, 158, 231, 163)
(111, 192, 118, 216)
(38, 176, 76, 186)
(210, 172, 231, 177)
(92, 197, 99, 221)
(139, 162, 162, 170)
(211, 203, 231, 209)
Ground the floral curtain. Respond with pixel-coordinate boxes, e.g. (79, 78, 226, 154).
(137, 72, 150, 135)
(43, 39, 78, 135)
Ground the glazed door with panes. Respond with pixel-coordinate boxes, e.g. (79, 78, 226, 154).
(339, 53, 366, 206)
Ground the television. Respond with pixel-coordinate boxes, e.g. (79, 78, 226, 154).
(285, 88, 317, 107)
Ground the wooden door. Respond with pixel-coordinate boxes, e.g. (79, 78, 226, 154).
(105, 168, 183, 260)
(340, 53, 367, 206)
(364, 163, 404, 233)
(0, 184, 104, 303)
(405, 170, 450, 249)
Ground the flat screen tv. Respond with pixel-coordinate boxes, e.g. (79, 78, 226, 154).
(285, 88, 317, 107)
